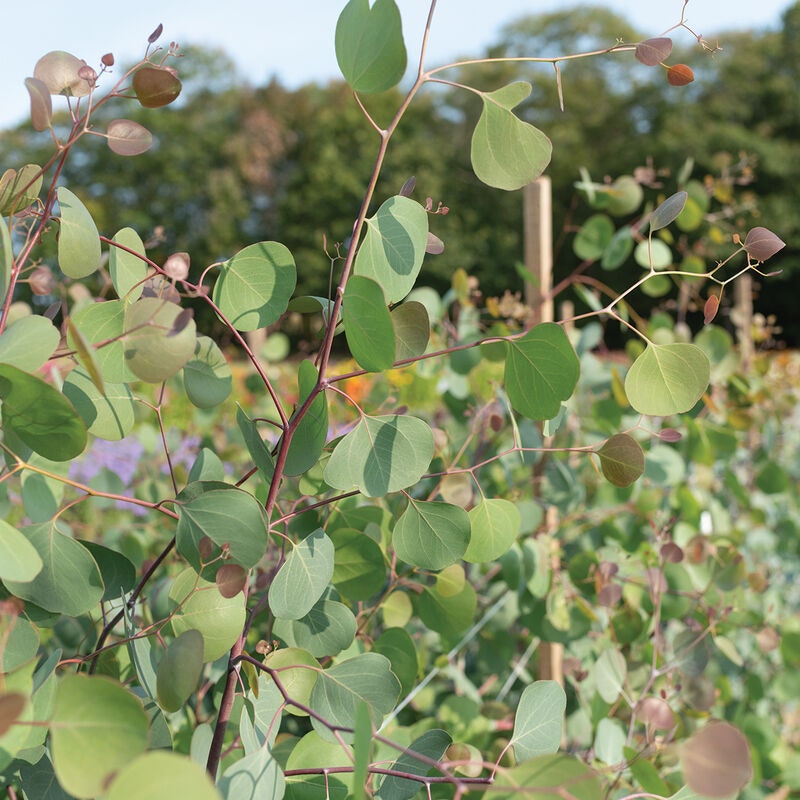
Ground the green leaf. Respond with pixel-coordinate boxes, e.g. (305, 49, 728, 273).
(0, 519, 42, 582)
(106, 751, 221, 800)
(3, 523, 103, 616)
(625, 343, 709, 416)
(573, 214, 614, 261)
(0, 363, 87, 460)
(596, 433, 645, 487)
(343, 275, 396, 371)
(18, 755, 72, 800)
(309, 653, 400, 743)
(50, 674, 149, 799)
(392, 499, 470, 570)
(80, 540, 136, 602)
(504, 323, 580, 421)
(324, 414, 433, 498)
(594, 647, 627, 703)
(169, 569, 246, 662)
(236, 406, 275, 482)
(471, 82, 552, 190)
(109, 227, 149, 302)
(212, 241, 296, 332)
(56, 186, 101, 279)
(634, 238, 673, 270)
(335, 0, 407, 94)
(123, 297, 197, 383)
(62, 368, 136, 441)
(464, 499, 521, 563)
(69, 299, 134, 383)
(391, 301, 430, 360)
(650, 191, 688, 232)
(0, 164, 43, 216)
(331, 527, 386, 600)
(373, 627, 418, 697)
(0, 315, 59, 372)
(0, 218, 12, 307)
(594, 717, 626, 766)
(183, 335, 232, 408)
(262, 647, 320, 717)
(354, 196, 429, 305)
(601, 226, 634, 270)
(218, 745, 285, 800)
(511, 681, 566, 761)
(377, 729, 452, 800)
(284, 360, 328, 476)
(157, 629, 204, 712)
(492, 754, 600, 800)
(274, 598, 357, 658)
(177, 482, 269, 571)
(0, 613, 40, 672)
(270, 529, 335, 620)
(416, 581, 476, 635)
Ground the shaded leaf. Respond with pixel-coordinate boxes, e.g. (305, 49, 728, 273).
(80, 540, 136, 602)
(324, 414, 433, 498)
(635, 37, 673, 66)
(343, 275, 395, 372)
(157, 630, 204, 712)
(62, 369, 135, 441)
(354, 195, 428, 305)
(270, 529, 335, 620)
(284, 360, 328, 476)
(392, 499, 470, 570)
(0, 363, 87, 461)
(471, 81, 552, 190)
(218, 745, 285, 800)
(57, 186, 101, 279)
(597, 433, 645, 487)
(625, 343, 709, 416)
(377, 729, 452, 800)
(492, 754, 600, 800)
(504, 322, 580, 420)
(650, 191, 687, 232)
(133, 66, 182, 108)
(335, 0, 407, 94)
(106, 119, 153, 156)
(0, 164, 43, 216)
(743, 226, 785, 262)
(703, 294, 719, 325)
(236, 406, 275, 481)
(109, 227, 149, 303)
(392, 300, 430, 360)
(595, 648, 627, 703)
(24, 77, 52, 130)
(183, 335, 232, 408)
(680, 722, 752, 798)
(416, 581, 476, 636)
(573, 214, 614, 261)
(331, 527, 386, 600)
(273, 598, 357, 658)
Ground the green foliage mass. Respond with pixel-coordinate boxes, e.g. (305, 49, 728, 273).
(0, 4, 796, 800)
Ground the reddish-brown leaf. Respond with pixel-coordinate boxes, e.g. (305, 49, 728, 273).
(132, 66, 182, 108)
(681, 722, 753, 798)
(216, 564, 247, 598)
(24, 77, 52, 131)
(744, 226, 786, 262)
(666, 64, 694, 86)
(0, 693, 26, 737)
(635, 37, 673, 66)
(703, 294, 719, 325)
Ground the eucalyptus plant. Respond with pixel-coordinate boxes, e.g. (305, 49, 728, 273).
(0, 2, 788, 800)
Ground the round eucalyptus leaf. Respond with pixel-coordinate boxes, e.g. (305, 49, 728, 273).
(464, 499, 521, 563)
(106, 751, 221, 800)
(0, 520, 42, 582)
(183, 335, 232, 408)
(343, 275, 395, 372)
(57, 187, 101, 279)
(0, 315, 59, 372)
(109, 227, 148, 302)
(392, 499, 470, 571)
(63, 368, 135, 441)
(157, 629, 205, 712)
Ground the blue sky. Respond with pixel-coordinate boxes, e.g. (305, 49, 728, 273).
(1, 0, 791, 130)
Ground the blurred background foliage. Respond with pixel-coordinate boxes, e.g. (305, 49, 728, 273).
(2, 3, 798, 340)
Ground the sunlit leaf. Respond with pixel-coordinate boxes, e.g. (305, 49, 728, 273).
(0, 363, 87, 461)
(263, 647, 319, 716)
(270, 529, 335, 620)
(354, 195, 428, 305)
(57, 187, 101, 279)
(157, 630, 204, 712)
(69, 299, 134, 383)
(597, 433, 645, 487)
(504, 322, 579, 420)
(0, 165, 43, 216)
(0, 219, 11, 306)
(106, 751, 221, 800)
(471, 82, 552, 190)
(594, 648, 627, 703)
(463, 499, 521, 563)
(132, 66, 182, 108)
(213, 241, 296, 331)
(625, 343, 709, 416)
(123, 297, 197, 382)
(109, 227, 149, 303)
(511, 681, 566, 761)
(0, 314, 59, 372)
(33, 51, 91, 97)
(106, 118, 153, 156)
(324, 414, 434, 498)
(335, 0, 407, 94)
(343, 275, 395, 371)
(0, 519, 42, 582)
(50, 674, 149, 798)
(392, 499, 470, 570)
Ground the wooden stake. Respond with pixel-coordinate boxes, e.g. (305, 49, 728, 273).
(524, 177, 553, 325)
